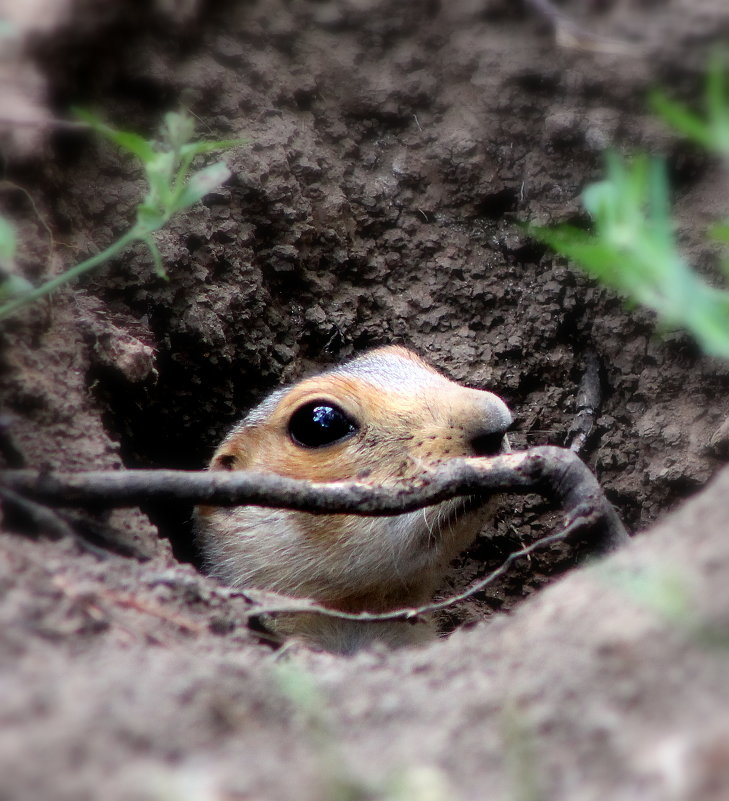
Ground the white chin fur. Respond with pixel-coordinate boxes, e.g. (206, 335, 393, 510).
(198, 497, 488, 603)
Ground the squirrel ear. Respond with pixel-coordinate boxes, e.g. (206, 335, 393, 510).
(211, 451, 238, 470)
(209, 428, 259, 471)
(210, 438, 248, 471)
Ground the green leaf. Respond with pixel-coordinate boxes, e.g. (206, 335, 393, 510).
(0, 108, 246, 321)
(705, 50, 729, 155)
(530, 226, 625, 286)
(134, 201, 166, 233)
(0, 273, 33, 301)
(162, 112, 196, 153)
(650, 53, 729, 157)
(530, 152, 729, 358)
(174, 162, 231, 211)
(142, 155, 176, 214)
(709, 222, 729, 244)
(107, 130, 158, 163)
(649, 91, 713, 150)
(144, 150, 176, 184)
(0, 216, 17, 264)
(74, 109, 157, 162)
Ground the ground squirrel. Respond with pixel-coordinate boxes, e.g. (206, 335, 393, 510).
(196, 346, 512, 653)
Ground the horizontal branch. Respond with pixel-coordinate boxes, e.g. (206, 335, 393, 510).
(0, 446, 628, 552)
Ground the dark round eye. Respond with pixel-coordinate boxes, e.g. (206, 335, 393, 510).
(288, 401, 358, 448)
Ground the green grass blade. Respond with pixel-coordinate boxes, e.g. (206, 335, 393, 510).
(0, 110, 244, 322)
(0, 216, 16, 263)
(141, 235, 167, 280)
(0, 228, 138, 320)
(710, 222, 729, 244)
(649, 91, 713, 150)
(531, 152, 729, 358)
(74, 109, 157, 162)
(706, 51, 729, 149)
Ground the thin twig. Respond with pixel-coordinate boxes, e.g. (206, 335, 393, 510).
(1, 455, 529, 510)
(0, 446, 628, 550)
(0, 415, 26, 468)
(0, 485, 110, 559)
(0, 447, 591, 508)
(241, 509, 593, 624)
(567, 350, 602, 454)
(93, 587, 206, 634)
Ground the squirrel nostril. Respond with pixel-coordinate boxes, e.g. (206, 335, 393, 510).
(470, 430, 508, 457)
(462, 391, 512, 457)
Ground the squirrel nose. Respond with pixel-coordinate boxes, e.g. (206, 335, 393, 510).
(462, 391, 512, 457)
(470, 428, 510, 456)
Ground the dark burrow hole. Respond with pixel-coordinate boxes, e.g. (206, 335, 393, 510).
(87, 355, 276, 566)
(475, 187, 519, 219)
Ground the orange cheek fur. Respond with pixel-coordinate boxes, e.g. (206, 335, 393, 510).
(249, 434, 362, 482)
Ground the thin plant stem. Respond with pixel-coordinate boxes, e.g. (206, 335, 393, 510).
(0, 228, 139, 320)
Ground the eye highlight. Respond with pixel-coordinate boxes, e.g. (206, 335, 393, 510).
(288, 401, 358, 448)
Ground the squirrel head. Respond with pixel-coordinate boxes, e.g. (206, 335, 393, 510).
(209, 345, 511, 481)
(196, 346, 512, 640)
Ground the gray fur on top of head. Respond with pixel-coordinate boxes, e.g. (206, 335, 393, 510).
(225, 349, 442, 439)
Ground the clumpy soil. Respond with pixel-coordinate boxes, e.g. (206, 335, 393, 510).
(2, 1, 729, 799)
